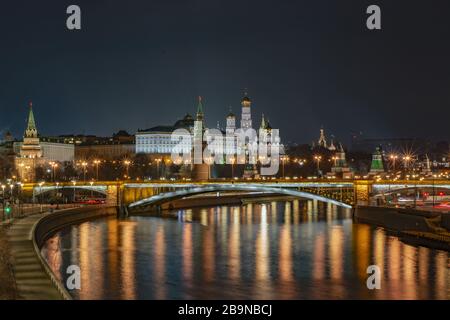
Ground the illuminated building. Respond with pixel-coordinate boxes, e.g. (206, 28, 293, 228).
(14, 103, 75, 181)
(136, 114, 194, 155)
(369, 146, 385, 175)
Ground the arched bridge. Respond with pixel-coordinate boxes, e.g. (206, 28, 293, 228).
(20, 179, 450, 208)
(128, 184, 353, 209)
(33, 185, 108, 196)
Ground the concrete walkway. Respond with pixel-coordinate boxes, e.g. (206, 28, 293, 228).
(7, 213, 62, 300)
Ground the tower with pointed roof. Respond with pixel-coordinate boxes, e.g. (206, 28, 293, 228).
(318, 127, 327, 148)
(240, 91, 252, 130)
(369, 146, 385, 175)
(328, 143, 353, 178)
(20, 102, 42, 159)
(193, 96, 205, 145)
(16, 102, 43, 182)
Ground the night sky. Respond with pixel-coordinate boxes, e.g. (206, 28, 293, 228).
(1, 0, 450, 144)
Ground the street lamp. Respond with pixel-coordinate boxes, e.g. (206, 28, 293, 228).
(123, 160, 131, 179)
(280, 155, 289, 179)
(314, 155, 322, 177)
(72, 180, 77, 203)
(402, 155, 411, 174)
(331, 156, 337, 167)
(49, 162, 58, 182)
(81, 161, 88, 183)
(93, 160, 100, 181)
(389, 154, 398, 172)
(38, 181, 44, 213)
(432, 174, 437, 208)
(154, 158, 162, 180)
(165, 158, 172, 179)
(89, 181, 94, 198)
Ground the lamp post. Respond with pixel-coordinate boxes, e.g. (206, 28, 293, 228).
(49, 162, 58, 182)
(38, 181, 44, 213)
(55, 182, 60, 209)
(72, 180, 77, 203)
(93, 160, 100, 181)
(124, 160, 131, 180)
(165, 158, 172, 179)
(81, 161, 88, 183)
(403, 156, 411, 174)
(390, 154, 398, 173)
(314, 155, 322, 177)
(281, 155, 289, 179)
(432, 174, 436, 208)
(155, 158, 161, 180)
(332, 156, 337, 167)
(90, 181, 94, 198)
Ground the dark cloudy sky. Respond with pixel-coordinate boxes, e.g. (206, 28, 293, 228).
(1, 0, 449, 144)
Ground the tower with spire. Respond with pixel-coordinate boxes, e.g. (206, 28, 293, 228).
(16, 102, 43, 182)
(20, 102, 42, 158)
(318, 127, 327, 148)
(327, 143, 353, 179)
(193, 96, 205, 145)
(369, 146, 385, 175)
(240, 91, 252, 130)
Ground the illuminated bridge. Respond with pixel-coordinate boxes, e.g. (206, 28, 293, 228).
(20, 179, 450, 211)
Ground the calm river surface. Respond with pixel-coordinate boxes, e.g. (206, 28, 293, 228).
(41, 199, 449, 299)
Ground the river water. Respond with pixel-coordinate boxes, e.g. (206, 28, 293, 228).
(41, 199, 449, 299)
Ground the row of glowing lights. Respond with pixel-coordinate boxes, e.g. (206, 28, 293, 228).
(17, 153, 424, 169)
(13, 153, 450, 184)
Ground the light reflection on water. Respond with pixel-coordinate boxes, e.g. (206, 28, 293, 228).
(41, 200, 449, 299)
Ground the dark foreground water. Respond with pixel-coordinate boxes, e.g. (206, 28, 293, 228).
(41, 200, 449, 299)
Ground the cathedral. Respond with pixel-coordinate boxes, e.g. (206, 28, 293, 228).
(314, 127, 336, 151)
(223, 92, 283, 178)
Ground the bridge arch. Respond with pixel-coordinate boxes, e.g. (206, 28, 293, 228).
(128, 184, 352, 209)
(33, 185, 108, 196)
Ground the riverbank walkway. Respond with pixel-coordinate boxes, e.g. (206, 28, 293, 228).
(7, 213, 63, 300)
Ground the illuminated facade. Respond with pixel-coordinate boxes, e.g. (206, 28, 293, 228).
(14, 103, 75, 181)
(135, 114, 194, 155)
(15, 102, 43, 182)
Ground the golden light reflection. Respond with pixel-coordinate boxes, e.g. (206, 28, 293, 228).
(107, 219, 119, 293)
(154, 225, 166, 299)
(403, 245, 417, 299)
(312, 233, 325, 280)
(329, 226, 343, 281)
(434, 253, 447, 299)
(120, 222, 136, 300)
(255, 205, 269, 282)
(203, 214, 215, 282)
(418, 247, 428, 283)
(183, 222, 193, 283)
(228, 207, 241, 281)
(293, 200, 299, 225)
(284, 201, 291, 225)
(387, 237, 401, 298)
(353, 224, 371, 281)
(279, 225, 293, 282)
(78, 223, 91, 299)
(374, 228, 384, 272)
